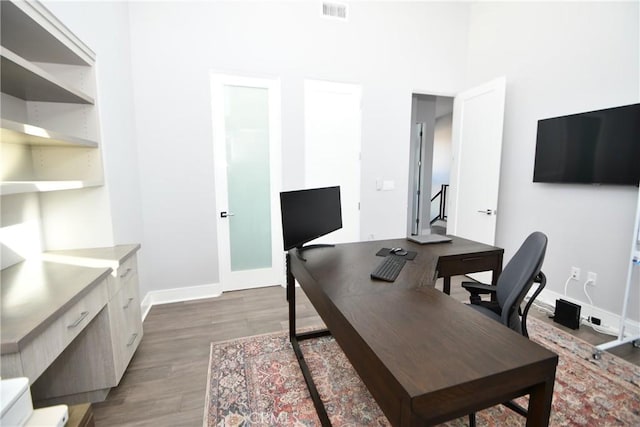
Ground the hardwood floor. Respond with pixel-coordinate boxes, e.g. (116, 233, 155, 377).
(92, 277, 639, 426)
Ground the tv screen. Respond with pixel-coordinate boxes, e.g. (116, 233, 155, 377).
(533, 103, 640, 185)
(280, 186, 342, 250)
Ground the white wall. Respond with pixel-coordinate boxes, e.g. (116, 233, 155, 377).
(43, 1, 144, 249)
(465, 1, 640, 321)
(127, 1, 470, 295)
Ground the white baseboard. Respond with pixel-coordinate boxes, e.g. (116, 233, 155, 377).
(534, 288, 640, 338)
(140, 282, 223, 321)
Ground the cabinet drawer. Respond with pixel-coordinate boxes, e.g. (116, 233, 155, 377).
(109, 277, 143, 382)
(17, 278, 108, 382)
(107, 254, 138, 298)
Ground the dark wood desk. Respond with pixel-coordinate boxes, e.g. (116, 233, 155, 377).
(287, 237, 557, 427)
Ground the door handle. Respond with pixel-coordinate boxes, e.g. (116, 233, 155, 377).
(220, 211, 235, 218)
(477, 209, 496, 215)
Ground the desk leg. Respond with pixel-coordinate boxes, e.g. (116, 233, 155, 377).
(287, 252, 332, 426)
(443, 276, 452, 295)
(526, 375, 555, 427)
(287, 253, 296, 341)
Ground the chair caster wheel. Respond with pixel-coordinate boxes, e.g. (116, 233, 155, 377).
(592, 351, 602, 360)
(633, 340, 640, 349)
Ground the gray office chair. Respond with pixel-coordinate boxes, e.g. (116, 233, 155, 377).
(463, 231, 548, 426)
(462, 231, 548, 338)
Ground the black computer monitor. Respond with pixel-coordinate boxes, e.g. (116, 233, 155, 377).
(280, 186, 342, 251)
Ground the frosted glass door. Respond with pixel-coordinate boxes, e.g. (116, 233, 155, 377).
(211, 73, 283, 292)
(224, 85, 272, 271)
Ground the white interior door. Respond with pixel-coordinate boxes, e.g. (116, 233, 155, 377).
(447, 77, 506, 281)
(304, 80, 362, 244)
(211, 74, 283, 292)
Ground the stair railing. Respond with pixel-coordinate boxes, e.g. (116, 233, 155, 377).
(430, 184, 449, 225)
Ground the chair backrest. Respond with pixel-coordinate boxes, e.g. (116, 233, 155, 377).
(496, 232, 548, 330)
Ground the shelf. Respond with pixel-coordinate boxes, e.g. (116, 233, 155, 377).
(1, 47, 94, 104)
(1, 180, 102, 195)
(1, 118, 97, 148)
(0, 0, 94, 66)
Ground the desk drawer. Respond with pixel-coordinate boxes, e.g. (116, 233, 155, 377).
(17, 278, 108, 383)
(437, 253, 501, 278)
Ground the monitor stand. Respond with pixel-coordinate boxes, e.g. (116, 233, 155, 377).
(295, 244, 335, 261)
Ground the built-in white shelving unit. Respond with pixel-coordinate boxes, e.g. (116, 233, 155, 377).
(0, 0, 103, 197)
(1, 1, 143, 405)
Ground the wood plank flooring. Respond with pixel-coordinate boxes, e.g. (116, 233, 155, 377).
(91, 277, 639, 426)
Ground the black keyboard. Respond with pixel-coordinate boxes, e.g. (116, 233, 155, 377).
(370, 255, 406, 282)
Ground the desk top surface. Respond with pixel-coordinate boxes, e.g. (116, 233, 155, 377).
(293, 236, 503, 299)
(290, 237, 556, 406)
(335, 288, 554, 397)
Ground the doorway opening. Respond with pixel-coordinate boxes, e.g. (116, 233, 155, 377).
(407, 94, 454, 237)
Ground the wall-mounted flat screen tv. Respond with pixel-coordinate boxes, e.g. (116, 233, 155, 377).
(280, 186, 342, 251)
(533, 103, 640, 185)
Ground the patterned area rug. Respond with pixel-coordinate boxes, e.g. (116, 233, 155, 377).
(204, 317, 640, 426)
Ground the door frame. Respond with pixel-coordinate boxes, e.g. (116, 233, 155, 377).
(210, 73, 284, 292)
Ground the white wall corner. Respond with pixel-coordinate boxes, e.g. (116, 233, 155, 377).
(141, 282, 223, 321)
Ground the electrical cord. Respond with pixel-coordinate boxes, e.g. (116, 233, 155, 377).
(531, 300, 554, 316)
(582, 318, 618, 336)
(563, 276, 573, 297)
(579, 279, 617, 335)
(582, 279, 594, 306)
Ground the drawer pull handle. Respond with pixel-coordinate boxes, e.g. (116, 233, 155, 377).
(127, 333, 139, 347)
(123, 297, 134, 309)
(68, 311, 90, 329)
(120, 268, 133, 279)
(462, 257, 484, 262)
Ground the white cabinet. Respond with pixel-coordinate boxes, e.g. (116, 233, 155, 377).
(0, 1, 142, 405)
(0, 1, 103, 196)
(41, 244, 144, 388)
(107, 253, 143, 382)
(1, 262, 113, 403)
(2, 245, 144, 405)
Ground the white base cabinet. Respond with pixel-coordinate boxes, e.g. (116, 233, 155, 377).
(1, 245, 143, 406)
(107, 253, 143, 381)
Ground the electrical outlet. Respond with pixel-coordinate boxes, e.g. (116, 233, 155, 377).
(571, 267, 581, 280)
(587, 272, 597, 285)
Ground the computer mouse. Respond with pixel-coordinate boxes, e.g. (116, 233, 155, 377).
(391, 248, 408, 256)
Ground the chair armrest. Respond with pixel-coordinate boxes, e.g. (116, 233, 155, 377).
(462, 282, 496, 305)
(461, 282, 496, 295)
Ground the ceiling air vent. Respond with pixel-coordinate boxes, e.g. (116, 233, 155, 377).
(322, 2, 348, 21)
